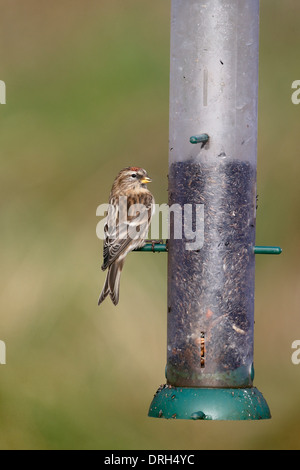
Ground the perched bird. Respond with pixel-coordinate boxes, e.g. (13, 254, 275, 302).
(98, 167, 154, 306)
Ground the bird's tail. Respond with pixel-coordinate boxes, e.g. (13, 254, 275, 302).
(98, 260, 124, 306)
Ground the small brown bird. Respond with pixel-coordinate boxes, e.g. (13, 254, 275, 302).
(98, 167, 155, 306)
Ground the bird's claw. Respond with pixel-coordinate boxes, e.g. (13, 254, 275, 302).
(145, 239, 164, 252)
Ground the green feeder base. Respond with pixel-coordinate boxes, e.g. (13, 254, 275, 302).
(148, 385, 271, 421)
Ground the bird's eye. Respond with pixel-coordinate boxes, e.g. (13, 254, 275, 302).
(131, 174, 137, 178)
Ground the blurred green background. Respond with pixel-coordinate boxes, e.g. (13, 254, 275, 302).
(0, 0, 299, 450)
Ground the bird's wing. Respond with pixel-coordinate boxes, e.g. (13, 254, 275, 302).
(102, 193, 154, 270)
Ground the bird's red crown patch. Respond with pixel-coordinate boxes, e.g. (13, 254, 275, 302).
(130, 167, 141, 172)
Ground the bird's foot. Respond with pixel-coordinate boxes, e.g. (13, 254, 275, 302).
(145, 239, 164, 252)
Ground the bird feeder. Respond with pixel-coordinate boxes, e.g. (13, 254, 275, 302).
(137, 0, 282, 420)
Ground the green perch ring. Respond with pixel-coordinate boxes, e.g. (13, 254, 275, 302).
(148, 385, 271, 421)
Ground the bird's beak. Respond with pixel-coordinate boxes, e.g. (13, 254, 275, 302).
(141, 176, 152, 184)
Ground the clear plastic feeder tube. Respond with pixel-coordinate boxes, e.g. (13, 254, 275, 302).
(167, 0, 260, 388)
